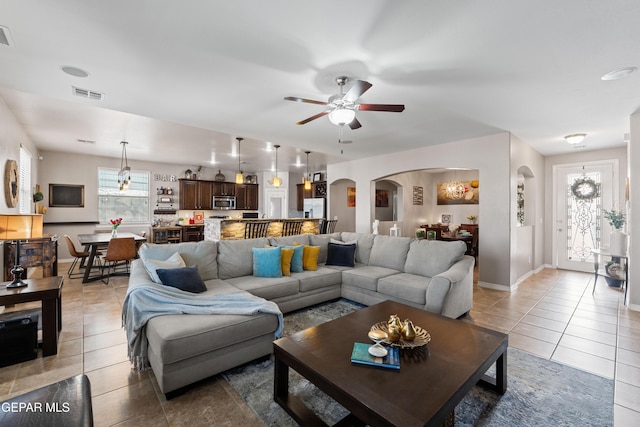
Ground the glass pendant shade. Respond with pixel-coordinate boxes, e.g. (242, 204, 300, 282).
(329, 108, 356, 126)
(272, 177, 282, 188)
(304, 179, 311, 190)
(271, 144, 281, 187)
(235, 172, 244, 184)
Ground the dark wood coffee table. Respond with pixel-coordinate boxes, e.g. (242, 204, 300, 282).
(273, 300, 508, 426)
(0, 276, 64, 356)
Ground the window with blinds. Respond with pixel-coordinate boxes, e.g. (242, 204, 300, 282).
(19, 146, 32, 214)
(98, 168, 150, 224)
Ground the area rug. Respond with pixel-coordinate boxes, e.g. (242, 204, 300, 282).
(222, 299, 613, 426)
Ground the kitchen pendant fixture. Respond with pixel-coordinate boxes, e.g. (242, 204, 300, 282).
(118, 141, 131, 192)
(235, 137, 244, 184)
(270, 144, 282, 188)
(304, 151, 312, 191)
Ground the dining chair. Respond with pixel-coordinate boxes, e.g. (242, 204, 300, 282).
(64, 235, 100, 279)
(101, 237, 137, 284)
(244, 221, 271, 239)
(281, 220, 303, 236)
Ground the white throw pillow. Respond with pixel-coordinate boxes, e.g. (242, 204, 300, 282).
(143, 252, 186, 283)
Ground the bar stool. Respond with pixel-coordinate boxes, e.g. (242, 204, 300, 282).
(281, 220, 303, 236)
(244, 221, 271, 239)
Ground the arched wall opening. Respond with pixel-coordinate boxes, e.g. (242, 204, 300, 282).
(328, 178, 356, 232)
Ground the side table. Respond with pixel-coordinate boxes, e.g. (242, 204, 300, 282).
(592, 249, 628, 304)
(0, 276, 64, 356)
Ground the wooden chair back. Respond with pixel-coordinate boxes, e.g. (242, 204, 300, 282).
(104, 237, 137, 262)
(244, 221, 271, 239)
(281, 220, 303, 237)
(323, 219, 338, 234)
(64, 235, 88, 258)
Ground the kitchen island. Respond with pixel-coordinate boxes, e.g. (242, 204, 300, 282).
(204, 218, 321, 240)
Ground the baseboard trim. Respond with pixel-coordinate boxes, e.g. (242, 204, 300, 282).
(478, 281, 512, 292)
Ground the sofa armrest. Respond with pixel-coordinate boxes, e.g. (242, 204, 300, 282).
(424, 256, 475, 317)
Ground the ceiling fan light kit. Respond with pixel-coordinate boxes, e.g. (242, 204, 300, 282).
(285, 76, 404, 131)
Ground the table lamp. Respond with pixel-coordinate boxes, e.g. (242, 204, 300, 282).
(0, 214, 44, 288)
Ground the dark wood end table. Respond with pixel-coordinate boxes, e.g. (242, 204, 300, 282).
(274, 300, 507, 427)
(0, 276, 64, 356)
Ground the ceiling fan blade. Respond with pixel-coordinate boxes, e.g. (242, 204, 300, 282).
(348, 118, 362, 130)
(357, 103, 405, 112)
(344, 80, 372, 102)
(284, 96, 328, 105)
(296, 110, 330, 125)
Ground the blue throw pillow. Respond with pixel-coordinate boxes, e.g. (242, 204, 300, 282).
(283, 245, 303, 272)
(156, 265, 207, 293)
(252, 247, 282, 278)
(326, 242, 356, 267)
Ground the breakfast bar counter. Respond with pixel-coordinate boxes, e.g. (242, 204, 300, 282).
(204, 218, 321, 240)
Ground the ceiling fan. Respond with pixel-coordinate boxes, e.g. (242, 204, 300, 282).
(284, 76, 405, 129)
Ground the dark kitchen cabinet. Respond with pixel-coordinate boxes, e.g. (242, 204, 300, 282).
(179, 179, 213, 210)
(213, 182, 235, 196)
(182, 225, 204, 242)
(236, 184, 259, 210)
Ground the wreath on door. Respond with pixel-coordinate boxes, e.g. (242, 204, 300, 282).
(570, 176, 599, 201)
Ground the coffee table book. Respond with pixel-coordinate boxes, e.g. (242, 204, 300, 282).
(350, 342, 400, 370)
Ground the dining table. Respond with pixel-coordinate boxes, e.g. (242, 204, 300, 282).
(76, 232, 146, 283)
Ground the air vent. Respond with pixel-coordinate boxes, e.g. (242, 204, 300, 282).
(77, 139, 96, 144)
(0, 25, 14, 47)
(72, 86, 104, 101)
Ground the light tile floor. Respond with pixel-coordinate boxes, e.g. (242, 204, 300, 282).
(0, 264, 638, 426)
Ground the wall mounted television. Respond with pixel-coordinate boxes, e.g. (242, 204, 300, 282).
(49, 184, 84, 207)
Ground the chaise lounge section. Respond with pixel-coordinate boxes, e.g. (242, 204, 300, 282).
(124, 232, 474, 396)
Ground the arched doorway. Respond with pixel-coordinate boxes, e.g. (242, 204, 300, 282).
(329, 178, 356, 232)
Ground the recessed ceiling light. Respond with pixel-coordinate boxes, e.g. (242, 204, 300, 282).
(61, 66, 90, 78)
(601, 67, 637, 81)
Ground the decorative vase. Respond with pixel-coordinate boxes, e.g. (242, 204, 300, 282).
(610, 229, 626, 255)
(112, 227, 118, 238)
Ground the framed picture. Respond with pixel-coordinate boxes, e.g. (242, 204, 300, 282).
(375, 189, 389, 207)
(313, 172, 322, 182)
(413, 186, 423, 205)
(49, 184, 84, 207)
(437, 180, 479, 205)
(347, 187, 356, 207)
(441, 214, 451, 224)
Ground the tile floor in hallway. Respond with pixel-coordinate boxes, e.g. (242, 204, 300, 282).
(0, 263, 639, 426)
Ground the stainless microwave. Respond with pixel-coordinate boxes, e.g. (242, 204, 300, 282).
(213, 196, 236, 210)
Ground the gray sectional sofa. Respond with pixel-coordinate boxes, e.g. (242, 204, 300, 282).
(124, 232, 474, 396)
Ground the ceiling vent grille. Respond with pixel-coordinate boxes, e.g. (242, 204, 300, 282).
(77, 139, 96, 144)
(0, 25, 14, 47)
(72, 86, 104, 101)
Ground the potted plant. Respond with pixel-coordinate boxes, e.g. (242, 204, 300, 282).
(33, 191, 43, 203)
(604, 209, 626, 255)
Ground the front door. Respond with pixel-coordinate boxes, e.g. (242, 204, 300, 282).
(554, 161, 618, 272)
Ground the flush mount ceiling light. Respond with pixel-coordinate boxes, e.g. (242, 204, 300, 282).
(564, 133, 587, 145)
(269, 144, 282, 188)
(118, 141, 131, 191)
(235, 137, 244, 184)
(601, 67, 637, 81)
(304, 151, 312, 190)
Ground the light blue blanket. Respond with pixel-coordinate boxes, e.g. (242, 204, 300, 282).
(122, 283, 283, 370)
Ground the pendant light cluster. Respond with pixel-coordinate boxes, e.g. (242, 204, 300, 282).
(118, 141, 131, 192)
(270, 144, 282, 188)
(235, 137, 244, 184)
(304, 151, 312, 190)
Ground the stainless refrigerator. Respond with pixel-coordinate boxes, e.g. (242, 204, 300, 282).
(303, 198, 325, 218)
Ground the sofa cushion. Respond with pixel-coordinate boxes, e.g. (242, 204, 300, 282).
(139, 241, 218, 281)
(326, 242, 356, 267)
(339, 232, 375, 265)
(252, 247, 282, 278)
(226, 275, 299, 300)
(217, 238, 269, 279)
(404, 240, 466, 277)
(377, 273, 429, 305)
(142, 252, 186, 284)
(269, 234, 309, 247)
(368, 235, 413, 271)
(293, 267, 343, 292)
(309, 234, 332, 264)
(341, 265, 400, 292)
(156, 265, 207, 293)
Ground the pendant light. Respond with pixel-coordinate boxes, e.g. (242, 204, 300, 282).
(271, 144, 282, 188)
(235, 137, 244, 184)
(304, 151, 312, 191)
(118, 141, 131, 192)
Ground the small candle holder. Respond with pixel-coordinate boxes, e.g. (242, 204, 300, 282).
(8, 264, 27, 288)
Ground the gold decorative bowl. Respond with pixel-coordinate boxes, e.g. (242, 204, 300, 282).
(370, 321, 431, 348)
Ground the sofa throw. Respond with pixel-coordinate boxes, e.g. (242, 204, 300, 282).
(122, 284, 283, 370)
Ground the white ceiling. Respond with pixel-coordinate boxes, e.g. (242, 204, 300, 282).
(0, 1, 639, 175)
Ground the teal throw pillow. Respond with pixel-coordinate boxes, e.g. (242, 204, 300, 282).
(156, 265, 207, 293)
(252, 247, 282, 278)
(283, 245, 303, 272)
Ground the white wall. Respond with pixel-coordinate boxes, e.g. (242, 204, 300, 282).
(628, 113, 640, 310)
(328, 132, 513, 288)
